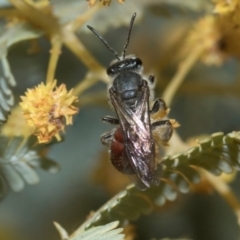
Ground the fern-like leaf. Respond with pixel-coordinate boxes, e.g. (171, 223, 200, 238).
(0, 22, 42, 124)
(76, 132, 240, 231)
(0, 136, 59, 198)
(0, 45, 16, 124)
(71, 221, 124, 240)
(55, 221, 124, 240)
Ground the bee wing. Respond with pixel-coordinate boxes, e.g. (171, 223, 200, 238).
(128, 174, 148, 191)
(109, 82, 160, 189)
(123, 109, 159, 188)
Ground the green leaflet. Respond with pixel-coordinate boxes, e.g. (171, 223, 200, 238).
(0, 45, 16, 124)
(0, 22, 42, 124)
(0, 136, 59, 198)
(71, 221, 124, 240)
(76, 132, 240, 232)
(55, 221, 124, 240)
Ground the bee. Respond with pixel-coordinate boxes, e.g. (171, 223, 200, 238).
(87, 13, 173, 190)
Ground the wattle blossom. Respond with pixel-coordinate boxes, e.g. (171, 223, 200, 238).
(20, 80, 78, 143)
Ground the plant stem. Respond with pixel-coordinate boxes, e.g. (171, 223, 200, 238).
(46, 35, 62, 84)
(54, 222, 69, 239)
(79, 91, 107, 106)
(0, 8, 22, 18)
(61, 27, 105, 72)
(68, 3, 103, 32)
(162, 45, 204, 106)
(9, 0, 60, 35)
(9, 0, 105, 73)
(73, 70, 108, 96)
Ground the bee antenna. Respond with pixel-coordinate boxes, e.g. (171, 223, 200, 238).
(87, 25, 121, 61)
(122, 13, 137, 59)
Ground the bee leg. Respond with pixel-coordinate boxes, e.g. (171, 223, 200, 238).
(102, 116, 119, 125)
(100, 131, 114, 145)
(150, 98, 167, 114)
(148, 74, 155, 84)
(151, 120, 173, 142)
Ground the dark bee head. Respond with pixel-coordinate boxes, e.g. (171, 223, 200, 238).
(87, 13, 144, 108)
(107, 57, 142, 76)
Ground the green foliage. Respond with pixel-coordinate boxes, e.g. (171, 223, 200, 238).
(71, 221, 124, 240)
(55, 221, 124, 240)
(0, 22, 42, 124)
(0, 136, 59, 196)
(0, 49, 15, 124)
(78, 132, 240, 231)
(0, 0, 240, 240)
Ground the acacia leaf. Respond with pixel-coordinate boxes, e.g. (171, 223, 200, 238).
(56, 221, 124, 240)
(0, 45, 16, 124)
(0, 22, 42, 124)
(0, 136, 60, 196)
(76, 132, 240, 231)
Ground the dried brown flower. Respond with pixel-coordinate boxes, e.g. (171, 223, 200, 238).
(20, 80, 78, 143)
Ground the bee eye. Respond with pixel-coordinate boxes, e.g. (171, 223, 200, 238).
(135, 58, 142, 68)
(107, 67, 115, 76)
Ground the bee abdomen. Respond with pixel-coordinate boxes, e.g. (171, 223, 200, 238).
(110, 128, 135, 174)
(110, 137, 124, 172)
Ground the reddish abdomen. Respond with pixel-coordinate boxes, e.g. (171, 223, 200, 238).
(110, 127, 134, 174)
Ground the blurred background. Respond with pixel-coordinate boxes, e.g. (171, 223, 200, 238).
(0, 0, 240, 239)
